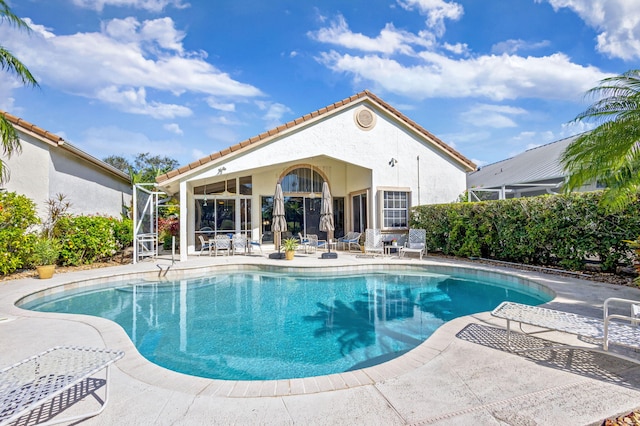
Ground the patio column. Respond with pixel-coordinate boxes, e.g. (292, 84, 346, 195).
(179, 180, 188, 262)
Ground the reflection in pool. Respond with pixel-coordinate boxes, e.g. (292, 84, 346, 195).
(21, 270, 551, 380)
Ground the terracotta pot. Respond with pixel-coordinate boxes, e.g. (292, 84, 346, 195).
(36, 264, 56, 279)
(285, 250, 295, 260)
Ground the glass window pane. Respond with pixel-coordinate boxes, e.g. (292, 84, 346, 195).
(239, 176, 252, 195)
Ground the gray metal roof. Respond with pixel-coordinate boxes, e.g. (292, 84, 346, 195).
(467, 135, 579, 190)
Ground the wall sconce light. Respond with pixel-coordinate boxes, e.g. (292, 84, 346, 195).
(389, 158, 398, 167)
(217, 167, 227, 175)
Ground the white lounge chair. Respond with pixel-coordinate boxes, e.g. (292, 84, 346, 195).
(232, 233, 248, 255)
(197, 235, 213, 256)
(0, 346, 124, 426)
(400, 229, 427, 260)
(337, 231, 361, 251)
(305, 234, 327, 253)
(249, 236, 263, 255)
(491, 298, 640, 364)
(213, 234, 231, 256)
(364, 229, 384, 256)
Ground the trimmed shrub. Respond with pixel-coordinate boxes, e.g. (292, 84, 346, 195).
(55, 215, 120, 266)
(0, 192, 39, 274)
(412, 192, 640, 272)
(112, 217, 133, 249)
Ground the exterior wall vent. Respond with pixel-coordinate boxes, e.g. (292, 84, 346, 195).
(354, 107, 376, 131)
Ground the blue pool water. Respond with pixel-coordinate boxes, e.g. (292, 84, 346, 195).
(21, 270, 551, 380)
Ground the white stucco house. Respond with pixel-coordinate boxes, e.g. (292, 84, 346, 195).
(155, 91, 477, 261)
(0, 112, 132, 220)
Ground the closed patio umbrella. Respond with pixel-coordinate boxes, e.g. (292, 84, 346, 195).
(319, 181, 337, 258)
(272, 183, 287, 254)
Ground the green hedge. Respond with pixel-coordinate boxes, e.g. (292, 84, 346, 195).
(55, 215, 128, 266)
(0, 191, 134, 275)
(0, 192, 39, 274)
(411, 192, 640, 272)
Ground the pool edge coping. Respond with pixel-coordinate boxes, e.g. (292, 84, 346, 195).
(3, 258, 570, 397)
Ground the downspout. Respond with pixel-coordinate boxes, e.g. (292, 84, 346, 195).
(133, 184, 138, 264)
(416, 155, 421, 205)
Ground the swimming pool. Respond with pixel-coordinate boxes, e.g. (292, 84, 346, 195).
(20, 268, 552, 381)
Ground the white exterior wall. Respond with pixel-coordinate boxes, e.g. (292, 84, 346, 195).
(1, 130, 132, 221)
(191, 103, 466, 204)
(3, 133, 51, 219)
(178, 101, 469, 257)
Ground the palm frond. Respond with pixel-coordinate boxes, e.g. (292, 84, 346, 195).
(562, 70, 640, 212)
(0, 115, 20, 184)
(0, 47, 38, 87)
(0, 0, 32, 31)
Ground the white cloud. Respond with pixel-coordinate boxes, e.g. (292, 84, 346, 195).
(538, 0, 640, 60)
(80, 125, 185, 160)
(96, 86, 192, 119)
(191, 148, 206, 160)
(103, 16, 185, 54)
(317, 50, 609, 101)
(510, 130, 556, 152)
(163, 123, 183, 135)
(206, 98, 236, 112)
(559, 119, 594, 137)
(0, 76, 22, 111)
(491, 39, 550, 55)
(256, 101, 293, 129)
(0, 17, 262, 118)
(461, 104, 526, 128)
(443, 42, 469, 55)
(397, 0, 464, 37)
(71, 0, 190, 13)
(308, 14, 434, 55)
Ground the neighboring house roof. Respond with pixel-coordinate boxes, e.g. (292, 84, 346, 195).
(156, 90, 477, 185)
(467, 135, 580, 190)
(1, 111, 130, 182)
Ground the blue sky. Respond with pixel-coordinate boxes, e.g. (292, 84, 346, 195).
(1, 0, 636, 168)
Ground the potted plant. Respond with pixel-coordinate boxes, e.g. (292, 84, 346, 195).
(281, 237, 299, 260)
(31, 238, 60, 279)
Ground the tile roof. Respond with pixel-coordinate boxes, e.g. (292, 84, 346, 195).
(2, 111, 64, 146)
(156, 90, 476, 184)
(1, 111, 130, 182)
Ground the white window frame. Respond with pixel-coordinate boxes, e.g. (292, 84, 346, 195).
(378, 188, 411, 231)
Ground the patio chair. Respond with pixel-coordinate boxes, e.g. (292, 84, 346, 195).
(306, 234, 327, 253)
(197, 235, 213, 256)
(249, 236, 263, 255)
(298, 232, 310, 253)
(400, 228, 427, 260)
(213, 234, 231, 256)
(0, 346, 124, 426)
(491, 298, 640, 364)
(364, 229, 384, 256)
(232, 234, 248, 255)
(337, 231, 362, 251)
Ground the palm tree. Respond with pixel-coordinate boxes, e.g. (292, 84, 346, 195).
(0, 0, 39, 184)
(561, 69, 640, 212)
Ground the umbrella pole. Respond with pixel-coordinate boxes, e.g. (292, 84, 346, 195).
(328, 230, 333, 252)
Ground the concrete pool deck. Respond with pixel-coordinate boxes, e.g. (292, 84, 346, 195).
(2, 251, 640, 425)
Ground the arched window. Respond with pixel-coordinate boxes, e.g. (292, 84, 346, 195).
(280, 167, 324, 194)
